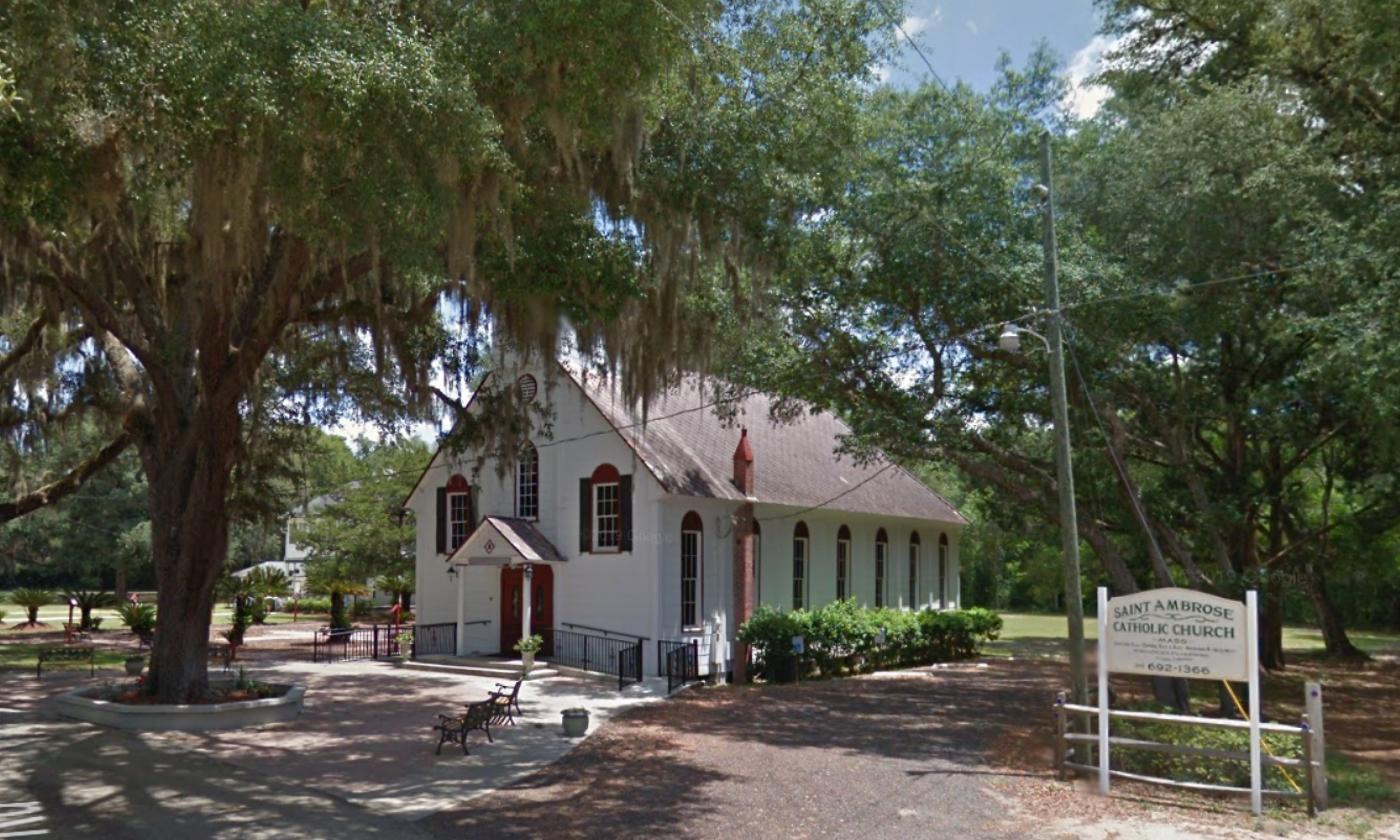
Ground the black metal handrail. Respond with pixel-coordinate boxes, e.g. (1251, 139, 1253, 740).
(658, 639, 700, 693)
(540, 627, 644, 690)
(312, 623, 407, 663)
(411, 622, 459, 658)
(560, 621, 649, 642)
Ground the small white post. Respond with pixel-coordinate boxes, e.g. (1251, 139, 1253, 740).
(455, 564, 467, 657)
(1246, 589, 1262, 816)
(521, 564, 533, 651)
(1306, 680, 1327, 811)
(1097, 586, 1110, 795)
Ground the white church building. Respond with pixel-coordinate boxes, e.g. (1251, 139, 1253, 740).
(403, 362, 967, 680)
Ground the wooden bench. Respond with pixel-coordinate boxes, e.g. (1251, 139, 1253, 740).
(486, 679, 523, 725)
(433, 700, 496, 755)
(36, 646, 95, 679)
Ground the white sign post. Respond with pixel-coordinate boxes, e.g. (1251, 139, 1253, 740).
(1097, 586, 1262, 815)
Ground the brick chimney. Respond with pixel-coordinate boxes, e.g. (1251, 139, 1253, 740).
(732, 427, 755, 496)
(732, 427, 756, 683)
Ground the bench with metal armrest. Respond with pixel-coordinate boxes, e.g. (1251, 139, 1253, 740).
(36, 646, 95, 679)
(433, 700, 496, 755)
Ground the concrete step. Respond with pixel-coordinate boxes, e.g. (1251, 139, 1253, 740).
(400, 658, 558, 681)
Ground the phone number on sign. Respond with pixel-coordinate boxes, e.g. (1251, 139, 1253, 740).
(1144, 662, 1213, 676)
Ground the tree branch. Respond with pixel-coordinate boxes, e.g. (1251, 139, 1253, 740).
(0, 427, 134, 524)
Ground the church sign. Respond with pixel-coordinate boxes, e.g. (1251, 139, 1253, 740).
(1104, 587, 1248, 682)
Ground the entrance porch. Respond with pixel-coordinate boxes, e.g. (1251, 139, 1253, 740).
(443, 516, 564, 659)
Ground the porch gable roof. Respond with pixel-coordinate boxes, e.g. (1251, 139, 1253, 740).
(445, 516, 566, 567)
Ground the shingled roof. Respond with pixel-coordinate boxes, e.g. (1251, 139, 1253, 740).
(567, 367, 966, 525)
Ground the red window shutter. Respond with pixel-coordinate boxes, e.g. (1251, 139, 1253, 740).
(619, 474, 633, 552)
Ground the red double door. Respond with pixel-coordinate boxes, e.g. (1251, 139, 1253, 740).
(499, 565, 553, 656)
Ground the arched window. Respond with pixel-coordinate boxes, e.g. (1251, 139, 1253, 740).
(752, 519, 762, 606)
(446, 473, 472, 551)
(516, 443, 539, 520)
(836, 525, 851, 601)
(874, 528, 888, 608)
(909, 531, 922, 609)
(938, 533, 949, 609)
(591, 463, 621, 550)
(793, 522, 810, 610)
(681, 511, 703, 629)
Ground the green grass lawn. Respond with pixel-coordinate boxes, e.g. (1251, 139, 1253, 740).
(0, 602, 327, 629)
(0, 643, 130, 672)
(989, 612, 1400, 659)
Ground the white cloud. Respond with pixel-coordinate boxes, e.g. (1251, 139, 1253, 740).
(900, 6, 941, 38)
(1064, 34, 1118, 120)
(964, 19, 979, 35)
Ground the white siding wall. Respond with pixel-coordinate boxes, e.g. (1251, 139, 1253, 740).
(409, 369, 965, 678)
(410, 370, 667, 672)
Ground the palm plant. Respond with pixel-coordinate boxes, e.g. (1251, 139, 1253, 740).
(62, 589, 115, 631)
(10, 588, 54, 626)
(306, 564, 370, 631)
(118, 601, 157, 645)
(374, 572, 413, 611)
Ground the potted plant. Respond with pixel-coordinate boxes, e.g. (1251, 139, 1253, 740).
(513, 634, 543, 670)
(124, 655, 146, 676)
(561, 707, 589, 737)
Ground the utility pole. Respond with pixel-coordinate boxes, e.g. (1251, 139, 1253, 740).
(1037, 130, 1088, 710)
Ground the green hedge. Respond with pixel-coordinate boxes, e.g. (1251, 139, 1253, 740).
(737, 601, 1002, 682)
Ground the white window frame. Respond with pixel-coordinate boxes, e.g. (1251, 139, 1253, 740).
(938, 535, 949, 609)
(516, 446, 539, 520)
(447, 491, 471, 551)
(792, 536, 808, 610)
(681, 528, 701, 630)
(593, 481, 621, 551)
(874, 538, 887, 608)
(836, 537, 850, 601)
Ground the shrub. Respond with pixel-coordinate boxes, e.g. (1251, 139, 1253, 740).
(10, 588, 54, 625)
(1112, 702, 1301, 789)
(288, 597, 331, 614)
(739, 603, 1003, 681)
(118, 602, 157, 643)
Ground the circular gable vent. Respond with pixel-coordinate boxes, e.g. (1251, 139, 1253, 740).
(516, 374, 538, 402)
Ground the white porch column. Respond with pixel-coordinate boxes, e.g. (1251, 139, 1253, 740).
(455, 564, 466, 656)
(520, 563, 533, 651)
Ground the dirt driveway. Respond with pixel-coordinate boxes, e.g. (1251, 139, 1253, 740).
(422, 661, 1057, 839)
(423, 657, 1400, 840)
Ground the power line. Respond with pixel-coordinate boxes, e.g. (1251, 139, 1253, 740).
(755, 462, 898, 523)
(871, 0, 950, 91)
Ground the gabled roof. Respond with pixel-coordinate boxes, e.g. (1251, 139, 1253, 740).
(566, 367, 967, 525)
(446, 516, 567, 566)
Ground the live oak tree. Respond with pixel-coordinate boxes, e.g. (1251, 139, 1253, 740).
(722, 25, 1400, 686)
(0, 0, 889, 701)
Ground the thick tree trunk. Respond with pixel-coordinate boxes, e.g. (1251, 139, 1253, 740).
(142, 412, 239, 703)
(1304, 560, 1364, 659)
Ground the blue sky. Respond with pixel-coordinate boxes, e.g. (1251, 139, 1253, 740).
(881, 0, 1111, 115)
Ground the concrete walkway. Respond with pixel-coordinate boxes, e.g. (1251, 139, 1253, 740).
(0, 661, 667, 838)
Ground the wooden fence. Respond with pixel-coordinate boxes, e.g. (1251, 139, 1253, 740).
(1053, 680, 1327, 815)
